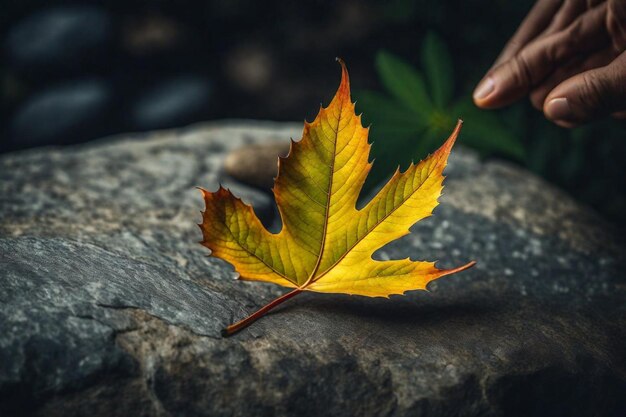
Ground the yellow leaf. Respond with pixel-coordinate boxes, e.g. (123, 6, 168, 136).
(199, 59, 475, 335)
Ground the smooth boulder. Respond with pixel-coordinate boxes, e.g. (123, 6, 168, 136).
(0, 121, 624, 417)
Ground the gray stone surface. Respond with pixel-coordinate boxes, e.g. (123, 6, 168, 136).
(0, 121, 625, 417)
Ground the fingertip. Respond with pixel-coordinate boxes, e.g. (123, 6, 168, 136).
(472, 72, 518, 109)
(473, 77, 495, 101)
(473, 95, 494, 109)
(543, 97, 578, 128)
(473, 76, 501, 108)
(544, 97, 571, 120)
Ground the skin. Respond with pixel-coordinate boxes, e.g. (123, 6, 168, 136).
(473, 0, 626, 127)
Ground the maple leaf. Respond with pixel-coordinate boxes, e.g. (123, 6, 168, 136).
(199, 59, 475, 336)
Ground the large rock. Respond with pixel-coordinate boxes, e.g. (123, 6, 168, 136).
(0, 121, 624, 417)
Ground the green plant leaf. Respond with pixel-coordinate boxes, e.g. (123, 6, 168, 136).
(356, 90, 428, 132)
(422, 32, 454, 108)
(451, 98, 525, 160)
(356, 89, 428, 190)
(375, 51, 432, 115)
(364, 128, 435, 192)
(415, 125, 446, 161)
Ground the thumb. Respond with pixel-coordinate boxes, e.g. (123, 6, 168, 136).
(543, 52, 626, 127)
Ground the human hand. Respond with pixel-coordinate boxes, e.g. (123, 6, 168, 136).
(473, 0, 626, 128)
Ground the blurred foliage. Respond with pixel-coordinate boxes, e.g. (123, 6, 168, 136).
(356, 33, 524, 188)
(2, 0, 624, 227)
(356, 32, 626, 228)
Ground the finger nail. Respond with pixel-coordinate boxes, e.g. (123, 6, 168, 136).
(545, 98, 573, 121)
(473, 77, 495, 100)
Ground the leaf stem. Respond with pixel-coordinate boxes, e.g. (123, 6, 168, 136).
(222, 288, 303, 336)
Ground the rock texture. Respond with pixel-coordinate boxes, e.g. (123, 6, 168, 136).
(0, 121, 625, 417)
(224, 141, 290, 189)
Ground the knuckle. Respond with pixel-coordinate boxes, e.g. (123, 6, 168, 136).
(609, 0, 626, 23)
(579, 72, 610, 111)
(559, 36, 575, 60)
(511, 53, 535, 88)
(606, 64, 626, 105)
(608, 2, 626, 51)
(564, 18, 583, 40)
(504, 38, 523, 53)
(555, 21, 582, 59)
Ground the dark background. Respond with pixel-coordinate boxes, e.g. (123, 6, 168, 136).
(2, 0, 625, 228)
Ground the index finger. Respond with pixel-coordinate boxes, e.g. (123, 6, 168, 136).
(493, 0, 564, 68)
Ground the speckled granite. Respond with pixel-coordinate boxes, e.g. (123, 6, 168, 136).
(1, 121, 625, 417)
